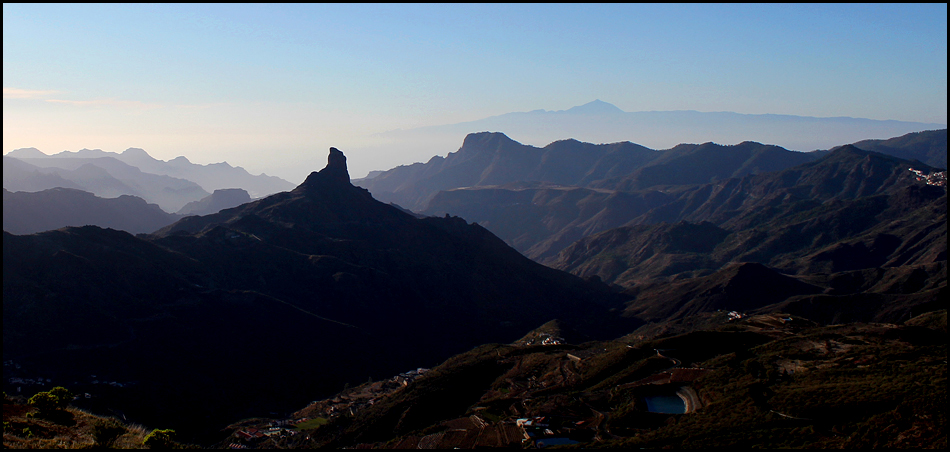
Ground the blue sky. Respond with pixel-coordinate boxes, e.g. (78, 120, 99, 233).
(3, 4, 947, 181)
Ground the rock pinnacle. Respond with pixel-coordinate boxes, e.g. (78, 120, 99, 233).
(319, 147, 350, 184)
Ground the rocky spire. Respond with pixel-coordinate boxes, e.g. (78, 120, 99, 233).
(298, 147, 352, 191)
(319, 147, 350, 184)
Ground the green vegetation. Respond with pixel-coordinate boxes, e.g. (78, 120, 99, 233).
(27, 386, 73, 413)
(23, 386, 76, 425)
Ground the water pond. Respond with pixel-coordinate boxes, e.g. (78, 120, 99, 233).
(642, 394, 686, 414)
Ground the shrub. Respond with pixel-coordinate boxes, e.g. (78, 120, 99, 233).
(27, 391, 60, 413)
(143, 428, 177, 448)
(48, 386, 73, 405)
(27, 386, 73, 413)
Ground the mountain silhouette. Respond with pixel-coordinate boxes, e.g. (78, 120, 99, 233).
(561, 99, 626, 115)
(3, 147, 632, 440)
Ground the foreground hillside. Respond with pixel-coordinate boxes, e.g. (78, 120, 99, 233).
(3, 397, 152, 449)
(219, 311, 946, 449)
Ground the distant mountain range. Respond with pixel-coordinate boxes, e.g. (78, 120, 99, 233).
(3, 155, 209, 213)
(6, 147, 295, 199)
(3, 147, 295, 234)
(358, 100, 945, 175)
(2, 187, 255, 235)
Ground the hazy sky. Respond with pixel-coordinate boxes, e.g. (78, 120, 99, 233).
(4, 4, 947, 181)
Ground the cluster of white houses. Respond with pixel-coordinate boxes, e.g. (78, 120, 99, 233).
(908, 167, 948, 187)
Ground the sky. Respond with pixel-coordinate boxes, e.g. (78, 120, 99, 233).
(3, 3, 947, 182)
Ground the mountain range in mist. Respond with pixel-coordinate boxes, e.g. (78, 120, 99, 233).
(2, 187, 258, 235)
(4, 147, 294, 209)
(357, 100, 945, 176)
(3, 147, 295, 234)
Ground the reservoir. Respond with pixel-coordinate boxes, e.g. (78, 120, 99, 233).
(642, 394, 686, 414)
